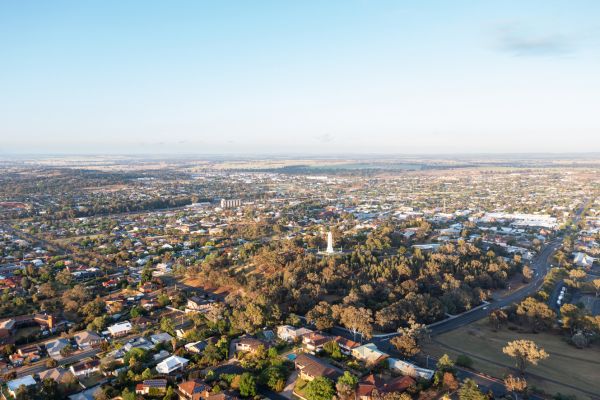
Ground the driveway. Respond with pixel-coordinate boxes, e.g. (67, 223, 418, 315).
(281, 370, 298, 399)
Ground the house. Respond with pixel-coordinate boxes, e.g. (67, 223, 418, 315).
(107, 321, 132, 337)
(356, 374, 415, 400)
(70, 359, 101, 377)
(38, 367, 75, 383)
(332, 336, 360, 355)
(7, 375, 37, 398)
(276, 325, 313, 342)
(185, 296, 215, 313)
(102, 279, 118, 288)
(135, 379, 168, 395)
(150, 332, 174, 345)
(67, 386, 103, 400)
(73, 330, 103, 349)
(14, 344, 41, 364)
(234, 337, 269, 354)
(302, 332, 331, 354)
(573, 252, 595, 268)
(115, 337, 154, 358)
(156, 355, 189, 374)
(352, 343, 389, 365)
(131, 316, 153, 329)
(141, 298, 159, 310)
(387, 358, 434, 380)
(178, 379, 211, 399)
(45, 338, 70, 358)
(105, 298, 126, 314)
(295, 353, 342, 382)
(184, 340, 208, 354)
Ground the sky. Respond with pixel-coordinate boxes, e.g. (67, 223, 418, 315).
(1, 1, 599, 155)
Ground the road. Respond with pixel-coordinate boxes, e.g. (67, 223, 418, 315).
(326, 202, 591, 398)
(15, 347, 100, 378)
(427, 238, 563, 336)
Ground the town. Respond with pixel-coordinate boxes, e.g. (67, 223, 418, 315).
(0, 156, 598, 400)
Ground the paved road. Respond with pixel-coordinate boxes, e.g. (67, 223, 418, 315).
(427, 238, 563, 336)
(15, 347, 100, 378)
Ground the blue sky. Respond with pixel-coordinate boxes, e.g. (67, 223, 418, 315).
(1, 1, 599, 154)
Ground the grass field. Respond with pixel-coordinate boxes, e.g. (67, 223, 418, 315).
(422, 319, 600, 398)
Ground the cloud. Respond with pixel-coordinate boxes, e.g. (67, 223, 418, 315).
(495, 25, 573, 57)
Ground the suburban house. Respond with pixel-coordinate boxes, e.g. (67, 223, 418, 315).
(185, 296, 215, 313)
(16, 344, 42, 363)
(573, 252, 595, 268)
(38, 367, 75, 383)
(387, 358, 435, 380)
(352, 343, 389, 365)
(7, 375, 37, 398)
(73, 330, 103, 349)
(276, 325, 313, 342)
(332, 336, 361, 355)
(131, 316, 152, 329)
(45, 338, 70, 358)
(184, 340, 208, 354)
(156, 355, 189, 374)
(70, 359, 101, 377)
(302, 332, 331, 354)
(356, 374, 416, 400)
(135, 379, 168, 395)
(178, 379, 211, 399)
(150, 332, 174, 345)
(295, 353, 342, 382)
(234, 337, 269, 354)
(107, 321, 132, 337)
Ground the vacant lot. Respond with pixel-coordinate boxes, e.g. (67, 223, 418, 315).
(423, 319, 600, 398)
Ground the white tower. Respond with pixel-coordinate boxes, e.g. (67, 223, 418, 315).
(326, 231, 334, 254)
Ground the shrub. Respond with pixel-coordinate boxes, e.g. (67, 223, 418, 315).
(455, 354, 473, 368)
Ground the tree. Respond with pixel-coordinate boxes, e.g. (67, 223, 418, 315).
(239, 372, 257, 397)
(261, 366, 286, 392)
(337, 305, 373, 340)
(305, 377, 335, 400)
(163, 386, 176, 400)
(56, 268, 72, 286)
(593, 279, 600, 297)
(442, 372, 459, 392)
(522, 266, 533, 282)
(458, 378, 487, 400)
(565, 269, 586, 288)
(504, 375, 527, 400)
(130, 305, 143, 318)
(141, 368, 153, 380)
(59, 343, 75, 357)
(488, 309, 508, 330)
(336, 372, 358, 400)
(515, 297, 555, 332)
(437, 354, 455, 372)
(391, 332, 419, 357)
(560, 303, 585, 334)
(307, 301, 335, 331)
(41, 378, 62, 400)
(160, 317, 175, 335)
(323, 341, 343, 360)
(502, 340, 549, 374)
(121, 388, 136, 400)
